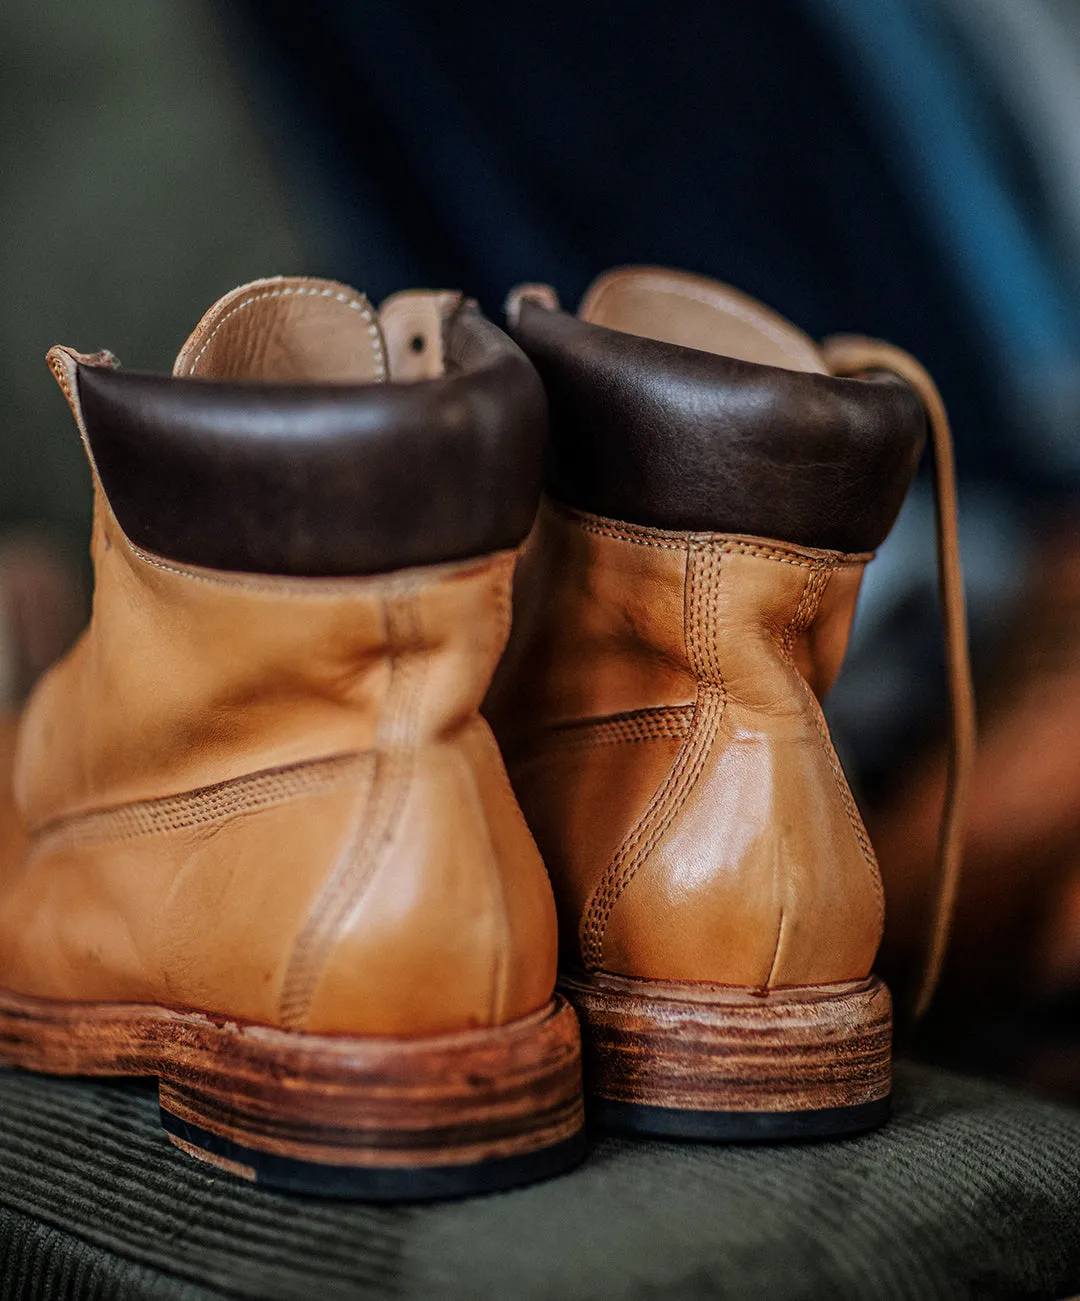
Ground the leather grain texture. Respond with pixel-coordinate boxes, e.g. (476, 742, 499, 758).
(510, 296, 926, 552)
(0, 503, 556, 1036)
(0, 282, 559, 1042)
(489, 503, 880, 986)
(73, 299, 546, 577)
(0, 1063, 1077, 1300)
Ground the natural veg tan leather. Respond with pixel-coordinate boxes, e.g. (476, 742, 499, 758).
(0, 278, 558, 1039)
(491, 267, 973, 1019)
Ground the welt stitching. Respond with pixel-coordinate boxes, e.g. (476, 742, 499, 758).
(28, 754, 368, 856)
(278, 588, 426, 1030)
(187, 286, 386, 381)
(580, 546, 726, 968)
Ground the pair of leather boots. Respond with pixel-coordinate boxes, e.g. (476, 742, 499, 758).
(0, 268, 973, 1200)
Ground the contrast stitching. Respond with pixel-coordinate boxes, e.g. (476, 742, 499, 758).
(579, 546, 727, 969)
(278, 587, 426, 1030)
(28, 753, 368, 855)
(186, 285, 386, 381)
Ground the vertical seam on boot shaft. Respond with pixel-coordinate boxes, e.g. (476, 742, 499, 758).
(183, 285, 387, 382)
(579, 545, 728, 969)
(779, 566, 885, 940)
(485, 558, 518, 1026)
(764, 564, 833, 989)
(277, 587, 427, 1031)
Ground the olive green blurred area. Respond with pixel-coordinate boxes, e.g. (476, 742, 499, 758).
(0, 0, 313, 546)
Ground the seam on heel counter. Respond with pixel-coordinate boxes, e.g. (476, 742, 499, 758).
(781, 565, 885, 950)
(580, 543, 727, 970)
(278, 587, 427, 1030)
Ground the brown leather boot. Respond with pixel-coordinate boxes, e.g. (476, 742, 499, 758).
(487, 267, 974, 1141)
(0, 277, 584, 1198)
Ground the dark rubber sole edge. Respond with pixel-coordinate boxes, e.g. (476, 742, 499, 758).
(590, 1094, 891, 1143)
(159, 1109, 587, 1201)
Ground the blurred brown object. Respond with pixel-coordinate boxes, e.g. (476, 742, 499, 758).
(0, 533, 83, 706)
(872, 519, 1080, 1020)
(0, 534, 80, 873)
(0, 714, 26, 873)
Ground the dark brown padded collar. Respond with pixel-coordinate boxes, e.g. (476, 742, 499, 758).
(510, 301, 927, 553)
(75, 305, 546, 577)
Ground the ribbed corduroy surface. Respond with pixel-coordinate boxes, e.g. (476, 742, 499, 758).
(0, 1064, 1077, 1301)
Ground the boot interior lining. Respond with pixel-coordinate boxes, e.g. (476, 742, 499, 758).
(578, 267, 827, 375)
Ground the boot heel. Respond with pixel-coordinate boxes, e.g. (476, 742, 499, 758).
(559, 971, 891, 1141)
(157, 996, 584, 1199)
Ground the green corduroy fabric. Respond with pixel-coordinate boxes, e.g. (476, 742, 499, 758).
(0, 1063, 1077, 1301)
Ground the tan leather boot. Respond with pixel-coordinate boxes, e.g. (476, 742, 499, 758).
(487, 267, 974, 1141)
(0, 277, 584, 1198)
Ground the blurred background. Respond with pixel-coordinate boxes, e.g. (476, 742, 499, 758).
(4, 0, 1080, 1091)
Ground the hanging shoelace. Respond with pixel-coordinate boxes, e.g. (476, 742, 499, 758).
(823, 336, 977, 1025)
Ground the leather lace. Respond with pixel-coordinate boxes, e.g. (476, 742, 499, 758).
(823, 337, 977, 1025)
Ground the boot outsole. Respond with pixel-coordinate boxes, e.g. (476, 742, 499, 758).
(560, 969, 892, 1143)
(0, 989, 585, 1201)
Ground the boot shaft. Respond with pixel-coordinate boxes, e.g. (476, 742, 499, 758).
(491, 267, 930, 987)
(24, 281, 543, 826)
(4, 278, 558, 1039)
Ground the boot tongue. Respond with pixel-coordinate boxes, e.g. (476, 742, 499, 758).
(578, 267, 827, 375)
(172, 276, 388, 383)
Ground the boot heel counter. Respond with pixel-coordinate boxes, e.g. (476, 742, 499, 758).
(593, 544, 884, 986)
(302, 722, 559, 1036)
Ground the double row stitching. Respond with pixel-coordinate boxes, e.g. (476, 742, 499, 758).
(783, 566, 884, 929)
(579, 545, 727, 969)
(534, 705, 696, 752)
(28, 753, 369, 856)
(278, 588, 427, 1030)
(186, 285, 386, 381)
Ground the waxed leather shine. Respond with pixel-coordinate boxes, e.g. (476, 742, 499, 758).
(0, 280, 558, 1039)
(490, 268, 922, 992)
(78, 304, 546, 578)
(510, 275, 927, 553)
(490, 503, 882, 986)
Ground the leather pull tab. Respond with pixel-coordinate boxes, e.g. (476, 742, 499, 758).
(378, 289, 462, 381)
(823, 335, 977, 1028)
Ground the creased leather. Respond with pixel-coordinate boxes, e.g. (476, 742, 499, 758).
(74, 291, 546, 578)
(0, 282, 558, 1038)
(488, 503, 880, 987)
(510, 275, 926, 552)
(491, 268, 965, 1011)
